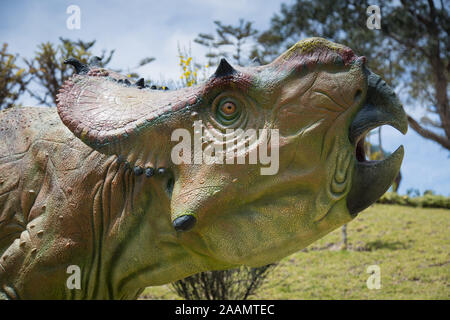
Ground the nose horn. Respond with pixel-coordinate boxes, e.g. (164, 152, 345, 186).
(173, 214, 197, 232)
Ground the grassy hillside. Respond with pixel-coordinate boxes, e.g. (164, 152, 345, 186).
(141, 204, 449, 300)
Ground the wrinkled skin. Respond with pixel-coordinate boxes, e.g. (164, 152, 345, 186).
(0, 38, 407, 299)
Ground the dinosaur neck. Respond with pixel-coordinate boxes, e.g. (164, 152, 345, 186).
(85, 157, 215, 299)
(0, 132, 217, 299)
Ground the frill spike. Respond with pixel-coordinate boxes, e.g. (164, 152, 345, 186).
(135, 78, 145, 88)
(64, 58, 90, 75)
(88, 56, 102, 67)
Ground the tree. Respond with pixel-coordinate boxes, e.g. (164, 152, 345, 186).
(24, 38, 115, 107)
(382, 0, 449, 150)
(194, 33, 223, 68)
(255, 0, 450, 150)
(24, 38, 155, 107)
(0, 43, 30, 110)
(195, 19, 258, 66)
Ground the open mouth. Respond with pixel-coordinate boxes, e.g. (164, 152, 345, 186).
(346, 70, 408, 216)
(355, 135, 367, 162)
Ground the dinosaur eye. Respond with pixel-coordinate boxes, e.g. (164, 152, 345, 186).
(216, 98, 241, 124)
(221, 102, 236, 115)
(208, 92, 248, 129)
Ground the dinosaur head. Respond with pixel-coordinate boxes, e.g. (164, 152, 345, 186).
(57, 38, 407, 268)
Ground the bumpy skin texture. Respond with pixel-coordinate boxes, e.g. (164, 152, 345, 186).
(0, 38, 407, 299)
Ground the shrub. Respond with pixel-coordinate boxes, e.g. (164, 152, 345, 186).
(170, 264, 276, 300)
(377, 192, 450, 209)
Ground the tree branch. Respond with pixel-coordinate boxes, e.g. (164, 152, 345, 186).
(385, 32, 430, 59)
(408, 114, 450, 150)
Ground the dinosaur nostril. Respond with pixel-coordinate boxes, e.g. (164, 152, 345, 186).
(354, 89, 362, 102)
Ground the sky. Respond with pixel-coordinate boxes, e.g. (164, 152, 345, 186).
(1, 0, 449, 195)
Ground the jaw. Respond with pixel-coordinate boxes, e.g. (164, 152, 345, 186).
(346, 70, 408, 215)
(347, 145, 404, 215)
(179, 190, 352, 267)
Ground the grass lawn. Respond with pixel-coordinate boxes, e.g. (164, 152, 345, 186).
(141, 204, 449, 300)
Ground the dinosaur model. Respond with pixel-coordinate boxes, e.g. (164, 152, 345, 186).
(0, 38, 407, 299)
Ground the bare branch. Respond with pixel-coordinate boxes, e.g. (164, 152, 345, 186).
(408, 114, 450, 150)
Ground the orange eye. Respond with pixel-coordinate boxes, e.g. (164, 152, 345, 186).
(221, 102, 236, 115)
(215, 97, 241, 124)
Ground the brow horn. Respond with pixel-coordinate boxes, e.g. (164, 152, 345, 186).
(213, 58, 237, 78)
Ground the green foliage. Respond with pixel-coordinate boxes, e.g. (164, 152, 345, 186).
(194, 33, 224, 68)
(178, 45, 207, 87)
(24, 37, 115, 106)
(0, 43, 29, 110)
(255, 0, 395, 76)
(214, 19, 258, 66)
(136, 57, 156, 68)
(195, 19, 258, 66)
(378, 192, 450, 209)
(1, 39, 155, 108)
